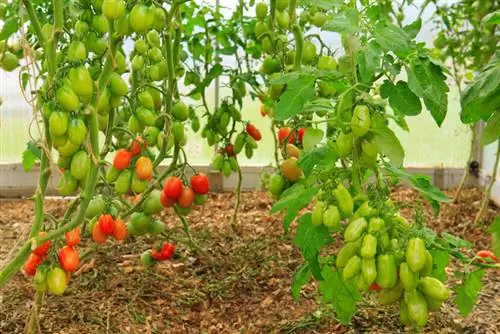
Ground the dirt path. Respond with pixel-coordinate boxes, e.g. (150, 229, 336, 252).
(0, 188, 498, 333)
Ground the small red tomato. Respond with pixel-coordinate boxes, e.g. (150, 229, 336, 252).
(130, 136, 147, 156)
(369, 283, 382, 291)
(177, 186, 195, 208)
(278, 127, 295, 144)
(58, 246, 80, 272)
(476, 250, 498, 263)
(135, 156, 153, 180)
(298, 128, 305, 143)
(24, 253, 43, 276)
(225, 144, 235, 156)
(112, 219, 128, 241)
(160, 190, 176, 207)
(163, 176, 183, 199)
(65, 228, 81, 247)
(151, 247, 163, 261)
(160, 243, 175, 260)
(33, 231, 52, 256)
(113, 149, 133, 171)
(98, 214, 114, 235)
(246, 123, 262, 141)
(190, 173, 209, 195)
(92, 223, 108, 244)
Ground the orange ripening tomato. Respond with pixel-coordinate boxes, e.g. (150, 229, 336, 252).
(476, 250, 498, 263)
(160, 190, 176, 207)
(92, 223, 108, 244)
(135, 156, 153, 180)
(163, 176, 183, 199)
(177, 186, 195, 208)
(246, 123, 262, 141)
(112, 219, 128, 241)
(58, 246, 80, 272)
(130, 136, 147, 156)
(278, 127, 295, 145)
(33, 231, 52, 256)
(113, 149, 133, 170)
(65, 228, 81, 247)
(24, 253, 44, 276)
(190, 173, 209, 195)
(98, 214, 114, 235)
(260, 104, 268, 117)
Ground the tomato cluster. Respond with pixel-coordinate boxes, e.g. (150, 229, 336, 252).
(141, 242, 176, 267)
(92, 214, 128, 244)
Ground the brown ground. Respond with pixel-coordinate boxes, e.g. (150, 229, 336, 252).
(0, 188, 498, 334)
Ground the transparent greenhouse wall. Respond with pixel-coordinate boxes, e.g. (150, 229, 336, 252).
(0, 0, 476, 169)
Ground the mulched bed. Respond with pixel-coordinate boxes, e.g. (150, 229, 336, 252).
(0, 188, 498, 333)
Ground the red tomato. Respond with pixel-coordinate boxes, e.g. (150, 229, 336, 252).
(163, 176, 183, 199)
(298, 128, 305, 143)
(130, 136, 147, 156)
(92, 223, 108, 244)
(476, 250, 498, 263)
(278, 127, 295, 144)
(369, 283, 382, 291)
(33, 231, 52, 256)
(177, 186, 195, 208)
(112, 219, 128, 241)
(246, 123, 262, 141)
(160, 190, 176, 207)
(225, 144, 235, 156)
(58, 246, 80, 272)
(24, 253, 44, 276)
(190, 173, 209, 195)
(135, 156, 153, 180)
(65, 228, 81, 247)
(160, 243, 175, 260)
(113, 149, 133, 170)
(98, 214, 114, 235)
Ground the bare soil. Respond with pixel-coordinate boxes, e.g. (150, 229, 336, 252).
(0, 188, 499, 334)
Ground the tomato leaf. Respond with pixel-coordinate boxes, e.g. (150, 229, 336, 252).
(298, 145, 338, 176)
(482, 10, 500, 27)
(294, 214, 333, 280)
(371, 125, 404, 167)
(291, 263, 312, 300)
(373, 22, 412, 58)
(318, 265, 361, 324)
(481, 112, 500, 146)
(487, 217, 500, 258)
(0, 17, 19, 41)
(407, 58, 449, 126)
(440, 232, 472, 249)
(275, 75, 316, 121)
(187, 64, 223, 96)
(454, 269, 485, 316)
(461, 54, 500, 124)
(357, 41, 382, 84)
(271, 184, 318, 232)
(22, 141, 41, 172)
(302, 128, 323, 151)
(429, 249, 450, 282)
(323, 8, 359, 34)
(380, 80, 422, 116)
(404, 18, 422, 39)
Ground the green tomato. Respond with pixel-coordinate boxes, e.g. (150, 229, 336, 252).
(268, 173, 285, 196)
(58, 170, 78, 196)
(323, 205, 341, 230)
(131, 173, 148, 193)
(128, 115, 145, 133)
(131, 55, 145, 71)
(131, 212, 152, 233)
(336, 240, 361, 268)
(75, 21, 89, 39)
(69, 66, 93, 97)
(92, 15, 109, 34)
(194, 194, 207, 205)
(115, 169, 132, 194)
(360, 234, 377, 258)
(49, 111, 69, 137)
(333, 183, 354, 218)
(102, 0, 125, 20)
(68, 41, 88, 62)
(140, 250, 156, 267)
(261, 56, 281, 75)
(172, 122, 185, 144)
(136, 107, 157, 127)
(361, 258, 377, 284)
(376, 254, 398, 289)
(276, 11, 290, 29)
(351, 105, 371, 137)
(406, 238, 427, 272)
(311, 12, 327, 27)
(109, 72, 128, 96)
(317, 55, 337, 70)
(57, 140, 80, 157)
(129, 4, 153, 33)
(400, 262, 419, 290)
(148, 220, 166, 235)
(47, 267, 68, 295)
(57, 85, 80, 112)
(276, 0, 288, 11)
(70, 150, 91, 180)
(379, 282, 404, 305)
(343, 255, 361, 280)
(97, 87, 111, 115)
(302, 41, 317, 64)
(172, 101, 189, 121)
(418, 277, 449, 301)
(144, 126, 161, 146)
(255, 2, 268, 20)
(114, 14, 131, 36)
(404, 289, 428, 327)
(146, 30, 161, 46)
(85, 196, 107, 218)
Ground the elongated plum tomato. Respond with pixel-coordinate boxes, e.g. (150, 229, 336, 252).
(278, 127, 295, 144)
(298, 128, 306, 143)
(190, 173, 209, 195)
(98, 214, 114, 236)
(246, 123, 262, 141)
(130, 136, 147, 156)
(160, 190, 176, 207)
(135, 156, 153, 180)
(33, 231, 52, 256)
(163, 176, 183, 199)
(113, 149, 132, 170)
(58, 246, 80, 272)
(24, 253, 43, 276)
(92, 223, 108, 244)
(177, 186, 195, 208)
(65, 228, 81, 247)
(112, 219, 128, 241)
(476, 250, 498, 263)
(47, 267, 68, 295)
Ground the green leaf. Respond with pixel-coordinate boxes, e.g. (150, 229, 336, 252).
(275, 76, 316, 121)
(22, 150, 38, 172)
(303, 128, 323, 151)
(441, 232, 472, 249)
(407, 58, 449, 126)
(187, 64, 223, 96)
(371, 125, 404, 167)
(291, 263, 312, 300)
(404, 18, 422, 39)
(298, 145, 338, 176)
(301, 0, 344, 9)
(357, 41, 382, 84)
(481, 112, 500, 146)
(373, 23, 412, 57)
(482, 10, 500, 27)
(0, 17, 19, 41)
(461, 53, 500, 123)
(318, 265, 361, 324)
(294, 214, 333, 280)
(302, 98, 335, 115)
(454, 270, 485, 316)
(429, 249, 450, 282)
(487, 217, 500, 257)
(271, 184, 318, 232)
(323, 9, 359, 34)
(380, 80, 422, 116)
